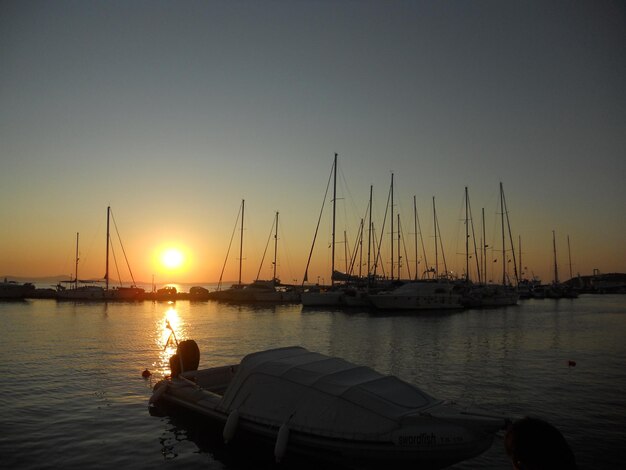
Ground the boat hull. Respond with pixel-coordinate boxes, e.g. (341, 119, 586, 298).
(300, 290, 344, 307)
(368, 293, 463, 310)
(153, 383, 495, 469)
(368, 282, 464, 311)
(149, 348, 504, 469)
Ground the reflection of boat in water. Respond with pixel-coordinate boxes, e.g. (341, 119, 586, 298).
(368, 281, 464, 311)
(150, 344, 507, 469)
(0, 278, 36, 300)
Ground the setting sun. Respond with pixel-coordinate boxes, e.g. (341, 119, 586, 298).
(161, 248, 184, 269)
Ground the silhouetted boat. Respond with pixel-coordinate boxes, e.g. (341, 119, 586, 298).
(150, 345, 507, 469)
(368, 280, 464, 311)
(56, 232, 105, 300)
(462, 284, 519, 308)
(56, 208, 144, 301)
(0, 278, 36, 300)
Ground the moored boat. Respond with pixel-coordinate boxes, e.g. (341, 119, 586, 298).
(0, 278, 36, 300)
(462, 284, 519, 308)
(150, 344, 507, 468)
(56, 284, 105, 300)
(368, 281, 464, 311)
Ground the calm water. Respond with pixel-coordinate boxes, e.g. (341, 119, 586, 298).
(1, 295, 625, 469)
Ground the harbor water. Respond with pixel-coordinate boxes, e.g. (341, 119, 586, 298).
(1, 294, 624, 469)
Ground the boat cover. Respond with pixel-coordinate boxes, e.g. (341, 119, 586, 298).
(218, 347, 439, 438)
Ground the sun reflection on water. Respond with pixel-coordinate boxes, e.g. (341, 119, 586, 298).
(154, 303, 184, 378)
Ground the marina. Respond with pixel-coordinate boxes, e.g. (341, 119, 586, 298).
(2, 3, 624, 469)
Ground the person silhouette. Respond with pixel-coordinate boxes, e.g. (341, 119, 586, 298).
(505, 417, 577, 470)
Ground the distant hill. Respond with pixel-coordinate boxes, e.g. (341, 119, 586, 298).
(1, 275, 72, 283)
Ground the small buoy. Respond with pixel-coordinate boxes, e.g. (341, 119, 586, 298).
(274, 423, 290, 463)
(223, 409, 239, 444)
(142, 368, 152, 378)
(568, 360, 577, 368)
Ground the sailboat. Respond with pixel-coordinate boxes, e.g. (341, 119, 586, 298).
(231, 211, 301, 303)
(207, 200, 247, 301)
(300, 153, 367, 307)
(243, 211, 301, 303)
(208, 204, 300, 303)
(56, 232, 106, 300)
(463, 184, 518, 308)
(56, 207, 144, 301)
(545, 231, 579, 299)
(105, 206, 145, 300)
(300, 154, 346, 307)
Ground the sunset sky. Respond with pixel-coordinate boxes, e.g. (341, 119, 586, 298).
(1, 1, 624, 287)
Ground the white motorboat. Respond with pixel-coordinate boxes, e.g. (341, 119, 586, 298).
(368, 281, 464, 311)
(150, 344, 506, 468)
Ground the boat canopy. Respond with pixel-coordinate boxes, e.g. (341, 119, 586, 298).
(218, 347, 440, 438)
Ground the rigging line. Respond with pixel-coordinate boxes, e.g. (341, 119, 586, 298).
(108, 238, 123, 287)
(501, 185, 519, 285)
(278, 220, 296, 284)
(414, 200, 429, 276)
(468, 191, 481, 284)
(109, 208, 137, 286)
(217, 201, 243, 290)
(358, 198, 371, 276)
(347, 219, 363, 277)
(400, 217, 412, 281)
(435, 205, 449, 278)
(371, 224, 386, 278)
(256, 214, 276, 281)
(302, 158, 334, 285)
(373, 179, 392, 278)
(337, 161, 361, 229)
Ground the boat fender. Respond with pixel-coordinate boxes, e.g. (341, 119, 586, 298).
(149, 381, 168, 405)
(223, 409, 239, 444)
(274, 423, 290, 463)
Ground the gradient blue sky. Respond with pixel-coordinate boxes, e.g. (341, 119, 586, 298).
(1, 0, 624, 285)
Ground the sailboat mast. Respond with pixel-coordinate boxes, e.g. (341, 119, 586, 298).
(567, 235, 573, 280)
(415, 199, 429, 278)
(501, 184, 519, 285)
(75, 232, 79, 289)
(500, 183, 506, 285)
(358, 218, 364, 278)
(367, 185, 372, 279)
(482, 207, 486, 284)
(331, 153, 337, 287)
(519, 235, 523, 281)
(106, 206, 110, 290)
(390, 173, 394, 280)
(239, 199, 245, 285)
(397, 213, 401, 280)
(433, 197, 438, 279)
(553, 230, 559, 283)
(465, 187, 470, 283)
(413, 196, 418, 281)
(273, 211, 279, 281)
